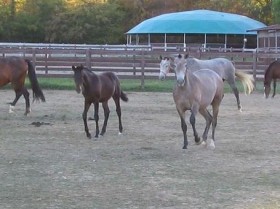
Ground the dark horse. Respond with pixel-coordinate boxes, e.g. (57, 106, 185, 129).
(0, 56, 45, 115)
(264, 60, 280, 98)
(72, 65, 128, 138)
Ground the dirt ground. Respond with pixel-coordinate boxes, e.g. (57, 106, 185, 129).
(0, 89, 279, 209)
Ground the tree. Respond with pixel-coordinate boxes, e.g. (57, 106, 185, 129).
(45, 1, 126, 43)
(272, 0, 280, 23)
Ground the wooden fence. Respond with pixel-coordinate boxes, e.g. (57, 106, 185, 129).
(0, 43, 278, 88)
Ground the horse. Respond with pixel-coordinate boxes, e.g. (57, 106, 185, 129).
(173, 54, 224, 149)
(159, 55, 254, 111)
(264, 60, 280, 98)
(0, 56, 45, 115)
(72, 65, 128, 138)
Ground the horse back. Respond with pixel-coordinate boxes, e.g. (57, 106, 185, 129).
(268, 60, 280, 78)
(192, 57, 235, 80)
(83, 72, 119, 102)
(0, 57, 28, 87)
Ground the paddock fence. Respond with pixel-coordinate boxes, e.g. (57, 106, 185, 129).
(0, 43, 278, 88)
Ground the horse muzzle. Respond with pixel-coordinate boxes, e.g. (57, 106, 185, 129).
(176, 78, 185, 87)
(159, 71, 166, 80)
(75, 85, 82, 94)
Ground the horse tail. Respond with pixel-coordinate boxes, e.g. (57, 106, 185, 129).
(120, 90, 128, 102)
(235, 70, 254, 95)
(25, 59, 46, 102)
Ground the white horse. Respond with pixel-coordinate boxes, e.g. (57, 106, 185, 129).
(159, 55, 254, 111)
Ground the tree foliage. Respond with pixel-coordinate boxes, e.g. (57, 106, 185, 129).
(272, 0, 280, 23)
(0, 0, 276, 44)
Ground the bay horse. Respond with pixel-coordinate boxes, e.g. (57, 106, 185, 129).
(0, 56, 45, 115)
(264, 60, 280, 98)
(173, 54, 224, 149)
(159, 55, 254, 111)
(72, 65, 128, 138)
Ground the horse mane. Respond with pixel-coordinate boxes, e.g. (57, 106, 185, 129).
(81, 66, 92, 73)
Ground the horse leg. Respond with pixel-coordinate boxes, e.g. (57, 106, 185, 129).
(198, 108, 212, 144)
(22, 87, 31, 115)
(100, 101, 110, 136)
(211, 104, 220, 141)
(207, 103, 221, 150)
(113, 95, 123, 134)
(176, 107, 188, 149)
(229, 83, 241, 111)
(9, 89, 22, 113)
(82, 101, 92, 139)
(272, 79, 276, 98)
(189, 105, 201, 144)
(93, 102, 100, 138)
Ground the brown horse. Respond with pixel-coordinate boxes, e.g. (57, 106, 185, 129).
(264, 60, 280, 98)
(0, 56, 45, 115)
(173, 54, 224, 149)
(72, 65, 128, 138)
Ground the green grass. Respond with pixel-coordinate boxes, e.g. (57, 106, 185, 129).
(4, 77, 279, 94)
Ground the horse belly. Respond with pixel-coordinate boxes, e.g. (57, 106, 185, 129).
(0, 70, 11, 87)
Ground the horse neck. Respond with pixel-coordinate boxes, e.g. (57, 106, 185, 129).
(82, 69, 98, 84)
(264, 65, 273, 85)
(185, 70, 197, 90)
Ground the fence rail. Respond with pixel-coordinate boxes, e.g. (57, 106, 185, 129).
(0, 43, 278, 88)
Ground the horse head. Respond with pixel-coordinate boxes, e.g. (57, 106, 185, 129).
(72, 65, 84, 93)
(159, 56, 174, 80)
(174, 54, 188, 86)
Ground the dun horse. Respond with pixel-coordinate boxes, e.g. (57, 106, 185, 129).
(173, 54, 224, 149)
(264, 60, 280, 98)
(159, 55, 254, 111)
(72, 65, 128, 138)
(0, 56, 45, 115)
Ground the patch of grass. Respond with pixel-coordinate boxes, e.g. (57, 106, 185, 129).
(5, 77, 280, 94)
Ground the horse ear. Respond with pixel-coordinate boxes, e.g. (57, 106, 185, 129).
(178, 54, 182, 58)
(72, 66, 76, 70)
(184, 53, 189, 59)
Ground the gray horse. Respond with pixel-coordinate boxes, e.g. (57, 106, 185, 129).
(173, 54, 224, 149)
(159, 55, 254, 111)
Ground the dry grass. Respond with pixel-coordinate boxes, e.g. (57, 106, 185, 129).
(0, 90, 279, 209)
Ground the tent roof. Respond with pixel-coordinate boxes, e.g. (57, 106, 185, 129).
(126, 10, 266, 35)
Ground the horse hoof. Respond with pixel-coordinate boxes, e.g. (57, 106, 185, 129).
(182, 145, 187, 149)
(195, 138, 202, 145)
(9, 105, 15, 113)
(86, 134, 92, 139)
(207, 139, 215, 150)
(201, 141, 207, 147)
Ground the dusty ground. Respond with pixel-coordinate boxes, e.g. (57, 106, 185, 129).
(0, 90, 279, 209)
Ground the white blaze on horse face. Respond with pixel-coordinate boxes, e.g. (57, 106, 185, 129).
(159, 59, 170, 80)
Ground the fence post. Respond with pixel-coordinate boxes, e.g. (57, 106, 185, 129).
(133, 52, 136, 76)
(44, 49, 49, 75)
(32, 48, 37, 70)
(86, 49, 91, 68)
(252, 50, 257, 87)
(140, 50, 145, 89)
